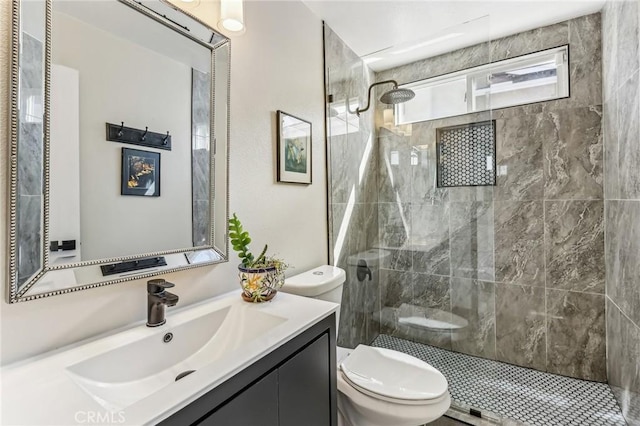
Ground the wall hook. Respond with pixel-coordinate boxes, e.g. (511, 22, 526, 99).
(106, 122, 172, 151)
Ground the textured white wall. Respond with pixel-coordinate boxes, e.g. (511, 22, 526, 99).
(0, 0, 327, 365)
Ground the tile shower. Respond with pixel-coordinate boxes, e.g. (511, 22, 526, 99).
(325, 6, 639, 425)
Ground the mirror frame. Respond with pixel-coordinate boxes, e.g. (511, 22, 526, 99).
(7, 0, 230, 303)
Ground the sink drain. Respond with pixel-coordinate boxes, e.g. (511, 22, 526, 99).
(163, 332, 173, 343)
(175, 370, 196, 381)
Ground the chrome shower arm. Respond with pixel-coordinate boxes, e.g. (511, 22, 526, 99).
(348, 80, 399, 117)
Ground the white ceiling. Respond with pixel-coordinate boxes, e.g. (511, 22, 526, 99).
(302, 0, 606, 71)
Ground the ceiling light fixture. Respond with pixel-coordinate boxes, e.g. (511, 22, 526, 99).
(218, 0, 245, 35)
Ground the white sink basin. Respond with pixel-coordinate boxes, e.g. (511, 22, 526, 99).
(1, 291, 338, 426)
(66, 304, 286, 411)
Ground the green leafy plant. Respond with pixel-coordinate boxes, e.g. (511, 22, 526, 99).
(229, 213, 261, 267)
(229, 213, 287, 272)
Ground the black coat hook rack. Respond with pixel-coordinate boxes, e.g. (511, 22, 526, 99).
(106, 122, 172, 151)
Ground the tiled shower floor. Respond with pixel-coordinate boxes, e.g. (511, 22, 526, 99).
(371, 335, 627, 426)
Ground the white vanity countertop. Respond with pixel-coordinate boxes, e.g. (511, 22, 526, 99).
(1, 291, 338, 426)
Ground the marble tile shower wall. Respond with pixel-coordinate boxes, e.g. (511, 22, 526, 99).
(324, 25, 381, 348)
(374, 14, 607, 382)
(602, 0, 640, 423)
(17, 33, 45, 286)
(191, 69, 210, 247)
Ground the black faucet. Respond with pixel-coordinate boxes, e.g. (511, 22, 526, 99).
(146, 279, 179, 327)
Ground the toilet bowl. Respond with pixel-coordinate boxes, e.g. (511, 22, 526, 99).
(282, 265, 451, 426)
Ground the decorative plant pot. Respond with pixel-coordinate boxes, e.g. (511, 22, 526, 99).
(238, 264, 284, 302)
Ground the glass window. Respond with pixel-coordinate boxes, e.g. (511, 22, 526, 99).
(396, 45, 569, 125)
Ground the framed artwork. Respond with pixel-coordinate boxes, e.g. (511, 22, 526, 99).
(121, 147, 161, 196)
(277, 110, 312, 184)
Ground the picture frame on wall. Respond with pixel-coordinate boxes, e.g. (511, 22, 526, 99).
(277, 110, 312, 184)
(121, 147, 161, 197)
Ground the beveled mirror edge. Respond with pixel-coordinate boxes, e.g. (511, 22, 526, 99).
(7, 0, 21, 303)
(7, 0, 231, 303)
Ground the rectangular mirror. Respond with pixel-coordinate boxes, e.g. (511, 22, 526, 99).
(8, 0, 230, 302)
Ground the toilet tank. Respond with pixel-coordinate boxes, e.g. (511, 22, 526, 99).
(281, 265, 346, 305)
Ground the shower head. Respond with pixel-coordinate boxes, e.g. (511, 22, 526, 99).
(380, 87, 415, 105)
(349, 79, 415, 116)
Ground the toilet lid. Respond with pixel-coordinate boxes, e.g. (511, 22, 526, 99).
(340, 345, 448, 402)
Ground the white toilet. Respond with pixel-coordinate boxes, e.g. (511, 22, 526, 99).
(282, 265, 451, 426)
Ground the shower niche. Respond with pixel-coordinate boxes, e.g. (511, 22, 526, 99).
(436, 120, 496, 188)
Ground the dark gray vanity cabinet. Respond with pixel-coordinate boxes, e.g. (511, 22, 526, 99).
(199, 370, 279, 426)
(279, 334, 331, 426)
(159, 314, 336, 426)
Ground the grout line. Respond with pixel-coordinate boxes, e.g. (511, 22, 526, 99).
(607, 295, 640, 331)
(491, 188, 498, 360)
(543, 199, 549, 373)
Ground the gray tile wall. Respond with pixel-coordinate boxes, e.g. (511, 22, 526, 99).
(324, 25, 380, 348)
(17, 32, 45, 287)
(191, 69, 211, 247)
(602, 0, 640, 423)
(373, 14, 607, 382)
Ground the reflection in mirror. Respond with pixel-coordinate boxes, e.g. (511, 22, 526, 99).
(9, 0, 230, 302)
(16, 0, 46, 288)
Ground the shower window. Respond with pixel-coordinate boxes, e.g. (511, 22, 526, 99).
(396, 45, 569, 125)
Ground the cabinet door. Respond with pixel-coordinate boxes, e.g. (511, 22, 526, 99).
(199, 370, 279, 426)
(278, 334, 331, 426)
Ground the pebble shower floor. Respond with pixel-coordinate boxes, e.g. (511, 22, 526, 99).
(371, 335, 627, 426)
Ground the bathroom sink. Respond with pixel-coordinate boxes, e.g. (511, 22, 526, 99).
(1, 291, 338, 426)
(66, 303, 286, 411)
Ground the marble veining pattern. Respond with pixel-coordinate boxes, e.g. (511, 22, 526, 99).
(546, 290, 606, 381)
(495, 283, 546, 370)
(326, 12, 608, 384)
(602, 1, 639, 421)
(367, 14, 607, 382)
(544, 200, 605, 293)
(493, 115, 543, 201)
(494, 201, 545, 287)
(542, 106, 603, 200)
(603, 92, 620, 200)
(618, 71, 640, 199)
(449, 202, 494, 281)
(615, 0, 640, 91)
(605, 200, 640, 327)
(16, 195, 42, 287)
(411, 202, 450, 276)
(602, 1, 619, 102)
(606, 298, 640, 425)
(325, 24, 380, 348)
(450, 278, 496, 359)
(191, 68, 211, 247)
(489, 22, 568, 62)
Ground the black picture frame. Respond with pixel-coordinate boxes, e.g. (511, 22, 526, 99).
(276, 110, 312, 184)
(121, 148, 161, 197)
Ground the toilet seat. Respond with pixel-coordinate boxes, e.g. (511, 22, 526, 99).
(340, 345, 448, 405)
